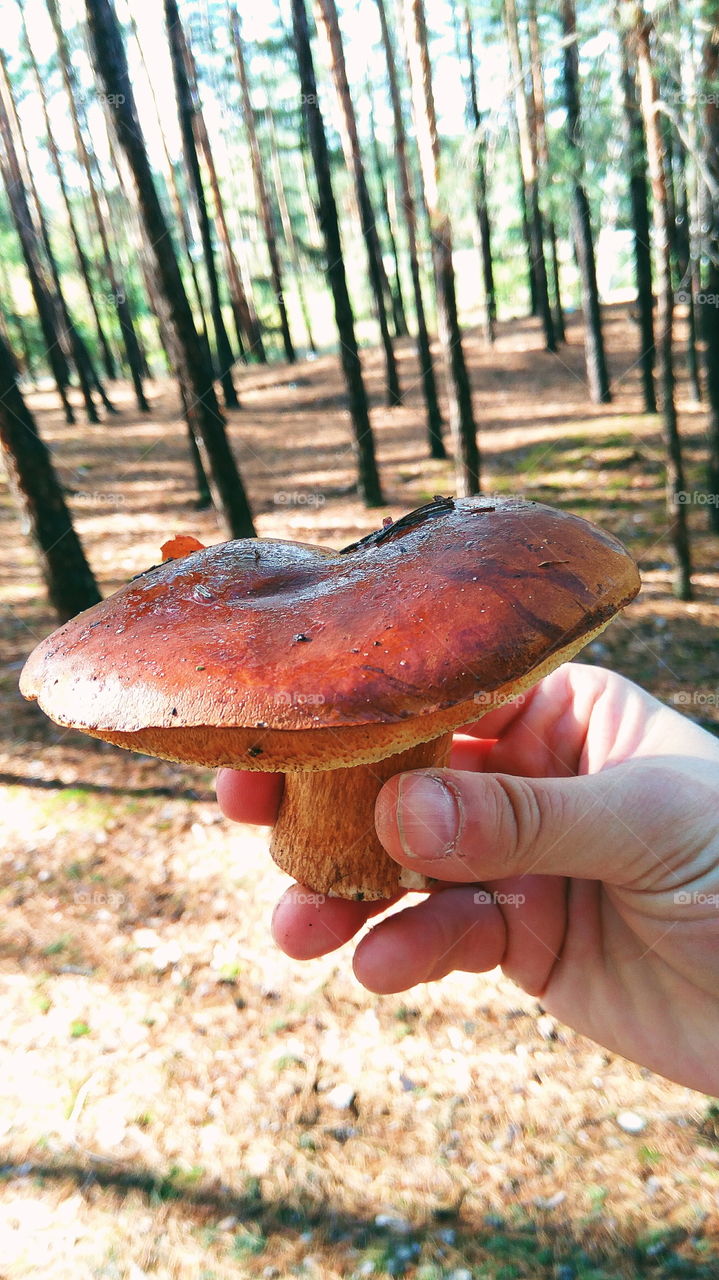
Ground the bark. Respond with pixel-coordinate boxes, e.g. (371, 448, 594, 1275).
(508, 103, 539, 315)
(164, 0, 239, 410)
(0, 255, 36, 382)
(454, 0, 496, 341)
(561, 0, 611, 402)
(660, 10, 702, 404)
(130, 214, 213, 509)
(700, 4, 719, 530)
(46, 0, 149, 414)
(179, 24, 266, 362)
(0, 65, 75, 423)
(291, 0, 383, 506)
(368, 95, 409, 339)
(128, 11, 213, 355)
(404, 0, 480, 495)
(0, 333, 100, 620)
(374, 0, 445, 458)
(230, 10, 296, 363)
(504, 0, 556, 350)
(314, 0, 402, 407)
(674, 132, 702, 403)
(634, 4, 693, 598)
(267, 112, 318, 354)
(19, 15, 118, 385)
(616, 7, 657, 413)
(1, 51, 115, 424)
(527, 0, 565, 343)
(85, 0, 255, 538)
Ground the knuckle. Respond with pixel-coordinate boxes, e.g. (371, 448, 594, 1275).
(492, 774, 545, 868)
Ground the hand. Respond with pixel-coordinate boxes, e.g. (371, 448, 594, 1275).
(217, 664, 719, 1094)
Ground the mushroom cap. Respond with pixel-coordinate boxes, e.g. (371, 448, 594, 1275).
(20, 496, 640, 769)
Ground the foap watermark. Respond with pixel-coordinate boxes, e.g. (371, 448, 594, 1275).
(675, 289, 719, 308)
(274, 490, 325, 509)
(273, 691, 326, 707)
(473, 691, 526, 709)
(74, 492, 127, 508)
(676, 89, 719, 108)
(673, 689, 719, 708)
(74, 887, 125, 909)
(77, 90, 126, 109)
(674, 890, 719, 908)
(293, 892, 326, 906)
(474, 889, 526, 907)
(98, 289, 126, 307)
(673, 490, 719, 508)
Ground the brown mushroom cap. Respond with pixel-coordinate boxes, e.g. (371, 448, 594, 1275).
(20, 496, 640, 771)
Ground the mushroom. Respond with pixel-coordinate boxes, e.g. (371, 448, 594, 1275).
(20, 496, 640, 900)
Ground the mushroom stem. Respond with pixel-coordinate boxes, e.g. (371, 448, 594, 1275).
(270, 732, 454, 900)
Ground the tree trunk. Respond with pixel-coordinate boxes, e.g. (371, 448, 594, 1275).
(367, 95, 409, 339)
(314, 0, 402, 408)
(374, 0, 445, 459)
(179, 24, 266, 363)
(20, 13, 118, 385)
(404, 0, 480, 495)
(451, 0, 497, 343)
(46, 0, 149, 415)
(85, 0, 255, 539)
(131, 222, 212, 509)
(1, 50, 114, 424)
(508, 103, 539, 315)
(699, 4, 719, 530)
(230, 10, 295, 363)
(504, 0, 556, 351)
(290, 0, 383, 506)
(561, 0, 611, 403)
(634, 4, 693, 599)
(267, 113, 318, 355)
(527, 0, 565, 343)
(0, 255, 36, 383)
(616, 7, 657, 413)
(127, 11, 213, 354)
(0, 333, 100, 621)
(674, 133, 702, 403)
(0, 66, 75, 424)
(164, 0, 239, 411)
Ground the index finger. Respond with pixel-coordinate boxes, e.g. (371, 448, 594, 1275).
(216, 767, 284, 826)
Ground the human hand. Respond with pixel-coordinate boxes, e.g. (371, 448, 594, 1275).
(217, 664, 719, 1093)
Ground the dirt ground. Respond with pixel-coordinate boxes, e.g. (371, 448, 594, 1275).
(1, 305, 719, 1278)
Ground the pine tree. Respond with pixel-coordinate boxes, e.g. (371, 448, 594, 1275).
(0, 62, 75, 424)
(403, 0, 480, 495)
(229, 10, 296, 363)
(526, 0, 565, 343)
(450, 0, 496, 342)
(634, 1, 693, 599)
(504, 0, 556, 351)
(699, 1, 719, 529)
(85, 0, 255, 538)
(374, 0, 445, 458)
(290, 0, 383, 506)
(0, 332, 101, 621)
(561, 0, 611, 403)
(164, 0, 240, 410)
(46, 0, 149, 415)
(314, 0, 402, 407)
(615, 2, 657, 413)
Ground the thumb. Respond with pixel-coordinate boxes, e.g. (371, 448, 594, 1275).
(374, 762, 673, 888)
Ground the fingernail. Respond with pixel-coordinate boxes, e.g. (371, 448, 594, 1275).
(395, 773, 461, 861)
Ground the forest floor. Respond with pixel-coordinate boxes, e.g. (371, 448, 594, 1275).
(1, 303, 719, 1279)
